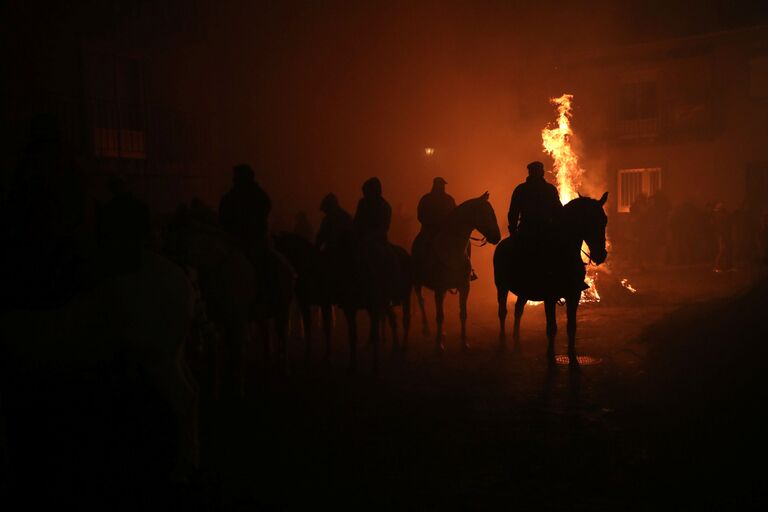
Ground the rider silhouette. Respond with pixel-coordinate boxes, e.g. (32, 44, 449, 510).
(218, 163, 271, 256)
(316, 193, 353, 251)
(507, 161, 562, 236)
(354, 177, 391, 245)
(417, 177, 456, 239)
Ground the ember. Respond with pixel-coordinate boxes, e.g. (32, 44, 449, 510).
(621, 278, 637, 293)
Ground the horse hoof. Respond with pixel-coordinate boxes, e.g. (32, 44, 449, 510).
(434, 343, 445, 354)
(461, 342, 470, 353)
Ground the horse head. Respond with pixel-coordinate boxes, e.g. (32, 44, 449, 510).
(569, 192, 608, 265)
(472, 191, 501, 245)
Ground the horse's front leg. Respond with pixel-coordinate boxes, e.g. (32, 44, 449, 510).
(321, 303, 333, 358)
(497, 287, 508, 349)
(566, 292, 580, 367)
(385, 305, 400, 353)
(434, 289, 446, 352)
(300, 300, 312, 359)
(415, 284, 430, 337)
(513, 295, 526, 346)
(544, 299, 557, 364)
(459, 283, 469, 352)
(368, 308, 380, 373)
(343, 306, 357, 371)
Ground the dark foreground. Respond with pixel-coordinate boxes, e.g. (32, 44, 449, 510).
(3, 266, 767, 510)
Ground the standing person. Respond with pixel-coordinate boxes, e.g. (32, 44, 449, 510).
(218, 163, 271, 260)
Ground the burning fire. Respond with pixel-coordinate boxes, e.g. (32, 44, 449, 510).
(541, 94, 601, 303)
(620, 278, 637, 293)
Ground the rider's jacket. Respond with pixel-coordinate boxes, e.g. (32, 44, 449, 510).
(219, 180, 271, 246)
(417, 190, 456, 237)
(354, 195, 391, 245)
(507, 175, 561, 235)
(316, 207, 353, 251)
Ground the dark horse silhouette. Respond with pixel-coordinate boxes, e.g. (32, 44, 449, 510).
(275, 231, 412, 370)
(333, 237, 412, 370)
(413, 192, 501, 351)
(494, 193, 608, 365)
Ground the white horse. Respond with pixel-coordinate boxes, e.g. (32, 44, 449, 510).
(0, 249, 199, 480)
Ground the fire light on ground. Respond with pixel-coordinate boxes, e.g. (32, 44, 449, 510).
(542, 94, 601, 303)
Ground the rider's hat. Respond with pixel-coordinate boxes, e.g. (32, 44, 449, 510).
(433, 177, 447, 186)
(527, 161, 544, 174)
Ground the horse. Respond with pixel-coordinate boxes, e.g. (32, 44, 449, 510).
(412, 192, 501, 351)
(493, 193, 608, 366)
(320, 231, 413, 371)
(0, 249, 200, 487)
(272, 231, 332, 357)
(164, 208, 295, 387)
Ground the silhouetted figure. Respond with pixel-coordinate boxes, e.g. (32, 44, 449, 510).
(354, 177, 391, 245)
(417, 177, 456, 239)
(316, 193, 353, 251)
(97, 175, 151, 275)
(218, 163, 271, 258)
(507, 161, 562, 236)
(0, 113, 86, 309)
(293, 211, 315, 242)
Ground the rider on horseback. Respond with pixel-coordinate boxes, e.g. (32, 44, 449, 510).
(316, 193, 353, 252)
(507, 161, 562, 236)
(354, 177, 391, 245)
(417, 177, 456, 240)
(219, 163, 271, 258)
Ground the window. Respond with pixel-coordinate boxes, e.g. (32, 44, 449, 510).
(617, 168, 662, 213)
(619, 81, 658, 121)
(86, 52, 146, 159)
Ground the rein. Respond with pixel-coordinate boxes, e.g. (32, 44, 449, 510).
(469, 235, 487, 247)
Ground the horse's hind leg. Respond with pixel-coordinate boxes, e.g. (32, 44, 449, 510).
(402, 293, 411, 352)
(368, 308, 380, 373)
(321, 304, 333, 358)
(459, 284, 469, 352)
(300, 300, 312, 360)
(343, 307, 357, 371)
(566, 292, 580, 367)
(415, 284, 430, 337)
(385, 305, 400, 353)
(544, 299, 557, 364)
(497, 287, 508, 349)
(513, 296, 526, 346)
(434, 289, 446, 352)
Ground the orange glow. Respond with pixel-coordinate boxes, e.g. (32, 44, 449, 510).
(541, 94, 600, 303)
(424, 147, 435, 156)
(621, 278, 637, 293)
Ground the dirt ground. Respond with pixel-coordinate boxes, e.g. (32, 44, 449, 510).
(195, 264, 766, 510)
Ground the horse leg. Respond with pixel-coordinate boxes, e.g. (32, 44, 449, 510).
(344, 306, 357, 371)
(513, 295, 526, 346)
(301, 300, 312, 360)
(275, 303, 290, 375)
(321, 304, 333, 358)
(497, 287, 508, 349)
(459, 283, 469, 352)
(434, 289, 446, 352)
(415, 284, 430, 337)
(566, 292, 580, 368)
(368, 308, 380, 373)
(402, 293, 411, 352)
(385, 305, 400, 353)
(545, 299, 557, 364)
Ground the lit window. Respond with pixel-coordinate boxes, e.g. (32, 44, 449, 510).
(617, 168, 662, 213)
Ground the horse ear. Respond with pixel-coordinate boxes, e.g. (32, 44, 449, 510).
(482, 191, 489, 200)
(577, 192, 583, 198)
(599, 192, 608, 206)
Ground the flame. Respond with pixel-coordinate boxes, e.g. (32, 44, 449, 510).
(620, 278, 637, 293)
(541, 94, 600, 303)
